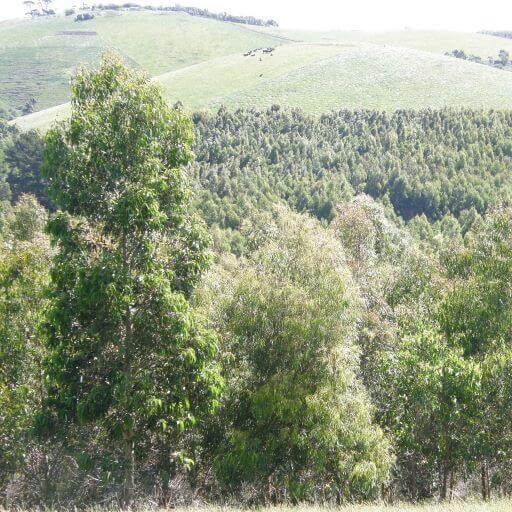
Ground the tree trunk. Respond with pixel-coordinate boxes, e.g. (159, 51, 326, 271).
(481, 464, 486, 500)
(157, 438, 174, 507)
(481, 461, 491, 501)
(449, 469, 455, 501)
(487, 463, 491, 500)
(121, 436, 135, 509)
(120, 231, 135, 510)
(440, 463, 449, 501)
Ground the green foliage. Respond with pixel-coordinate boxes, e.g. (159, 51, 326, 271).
(440, 208, 512, 356)
(4, 130, 49, 209)
(9, 107, 512, 237)
(379, 327, 481, 499)
(191, 108, 512, 229)
(5, 40, 512, 503)
(0, 195, 50, 491)
(478, 349, 512, 492)
(434, 209, 512, 496)
(39, 54, 222, 506)
(199, 208, 392, 502)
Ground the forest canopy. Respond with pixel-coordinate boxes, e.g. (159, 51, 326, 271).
(2, 56, 512, 508)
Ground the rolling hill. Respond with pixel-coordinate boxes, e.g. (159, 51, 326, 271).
(0, 11, 284, 114)
(5, 9, 512, 130)
(156, 43, 512, 112)
(253, 26, 512, 56)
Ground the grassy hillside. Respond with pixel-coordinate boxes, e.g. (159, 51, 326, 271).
(7, 10, 512, 129)
(12, 102, 71, 131)
(157, 43, 512, 112)
(157, 43, 350, 109)
(0, 11, 284, 113)
(0, 17, 105, 113)
(254, 26, 512, 56)
(83, 11, 285, 75)
(14, 40, 512, 131)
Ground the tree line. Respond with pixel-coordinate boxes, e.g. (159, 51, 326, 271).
(88, 3, 279, 27)
(22, 0, 55, 18)
(445, 48, 511, 69)
(481, 30, 512, 40)
(190, 106, 512, 252)
(8, 105, 512, 236)
(21, 0, 279, 26)
(3, 56, 512, 508)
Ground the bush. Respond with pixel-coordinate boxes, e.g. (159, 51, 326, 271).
(75, 13, 94, 21)
(198, 207, 392, 503)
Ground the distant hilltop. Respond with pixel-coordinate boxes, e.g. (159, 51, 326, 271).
(87, 3, 279, 27)
(480, 30, 512, 40)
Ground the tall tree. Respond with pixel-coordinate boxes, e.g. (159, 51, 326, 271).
(39, 55, 222, 508)
(438, 208, 512, 498)
(0, 196, 50, 498)
(199, 207, 392, 503)
(379, 326, 480, 501)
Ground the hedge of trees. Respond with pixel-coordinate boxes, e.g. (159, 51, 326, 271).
(3, 57, 512, 507)
(481, 30, 512, 40)
(90, 3, 279, 27)
(446, 49, 511, 69)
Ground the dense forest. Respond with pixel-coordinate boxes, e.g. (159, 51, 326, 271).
(191, 107, 512, 228)
(3, 56, 512, 508)
(7, 106, 512, 236)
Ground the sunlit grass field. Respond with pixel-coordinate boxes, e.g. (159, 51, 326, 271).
(15, 40, 512, 132)
(157, 43, 512, 113)
(8, 10, 512, 130)
(0, 11, 283, 112)
(252, 27, 512, 57)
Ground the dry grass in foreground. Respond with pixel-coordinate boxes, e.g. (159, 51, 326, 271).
(241, 501, 510, 512)
(5, 501, 509, 512)
(163, 503, 507, 512)
(261, 501, 512, 511)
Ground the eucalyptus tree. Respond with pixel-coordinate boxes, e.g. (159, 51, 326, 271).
(40, 55, 222, 507)
(199, 207, 392, 503)
(379, 326, 480, 501)
(0, 196, 50, 499)
(438, 208, 512, 498)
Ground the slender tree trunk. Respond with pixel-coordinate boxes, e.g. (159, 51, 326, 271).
(481, 462, 491, 501)
(480, 463, 487, 501)
(122, 435, 135, 509)
(449, 469, 455, 501)
(157, 438, 174, 507)
(121, 316, 135, 509)
(440, 461, 449, 501)
(120, 231, 135, 510)
(484, 461, 491, 501)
